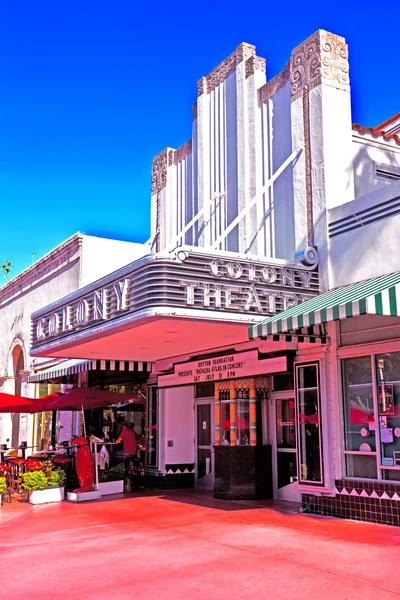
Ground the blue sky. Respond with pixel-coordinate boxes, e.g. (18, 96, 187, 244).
(1, 1, 399, 279)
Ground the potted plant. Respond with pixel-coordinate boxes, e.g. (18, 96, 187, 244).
(0, 476, 6, 506)
(21, 468, 66, 505)
(97, 463, 125, 496)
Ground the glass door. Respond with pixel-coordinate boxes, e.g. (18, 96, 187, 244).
(271, 392, 300, 502)
(195, 400, 214, 490)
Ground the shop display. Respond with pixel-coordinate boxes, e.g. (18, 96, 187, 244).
(380, 428, 394, 444)
(359, 443, 372, 452)
(378, 384, 394, 416)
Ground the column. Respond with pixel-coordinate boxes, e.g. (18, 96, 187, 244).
(229, 381, 237, 446)
(214, 386, 221, 446)
(289, 30, 354, 291)
(249, 378, 257, 447)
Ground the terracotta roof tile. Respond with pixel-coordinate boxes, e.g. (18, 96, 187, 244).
(352, 121, 400, 145)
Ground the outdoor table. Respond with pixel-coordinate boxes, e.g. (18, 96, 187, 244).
(56, 446, 76, 458)
(18, 445, 35, 459)
(30, 450, 59, 459)
(0, 448, 15, 462)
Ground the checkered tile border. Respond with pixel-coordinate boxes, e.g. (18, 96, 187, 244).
(303, 479, 400, 527)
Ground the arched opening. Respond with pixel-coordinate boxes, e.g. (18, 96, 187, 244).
(11, 345, 24, 448)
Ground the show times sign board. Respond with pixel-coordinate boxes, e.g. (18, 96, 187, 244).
(157, 350, 289, 387)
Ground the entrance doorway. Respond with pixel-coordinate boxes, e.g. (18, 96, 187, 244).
(195, 399, 214, 490)
(12, 346, 25, 448)
(271, 392, 300, 502)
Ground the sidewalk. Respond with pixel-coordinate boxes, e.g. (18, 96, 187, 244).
(1, 489, 400, 599)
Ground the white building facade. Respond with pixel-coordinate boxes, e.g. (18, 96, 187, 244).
(0, 233, 148, 450)
(27, 30, 400, 524)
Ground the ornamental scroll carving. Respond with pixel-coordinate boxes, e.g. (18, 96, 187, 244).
(197, 42, 256, 96)
(151, 149, 169, 194)
(290, 30, 349, 101)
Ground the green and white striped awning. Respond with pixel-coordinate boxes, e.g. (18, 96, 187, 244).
(249, 271, 400, 340)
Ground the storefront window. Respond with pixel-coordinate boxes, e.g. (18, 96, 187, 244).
(220, 400, 230, 445)
(377, 352, 400, 476)
(273, 374, 294, 391)
(276, 398, 296, 448)
(146, 385, 158, 468)
(236, 400, 250, 446)
(34, 383, 55, 451)
(342, 356, 375, 453)
(296, 364, 323, 485)
(195, 383, 214, 398)
(345, 454, 377, 479)
(341, 351, 400, 481)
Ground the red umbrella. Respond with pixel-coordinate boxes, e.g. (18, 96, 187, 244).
(28, 392, 66, 413)
(44, 387, 136, 411)
(0, 392, 36, 413)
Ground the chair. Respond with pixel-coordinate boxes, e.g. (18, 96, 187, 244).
(4, 457, 28, 500)
(25, 460, 43, 471)
(52, 456, 73, 487)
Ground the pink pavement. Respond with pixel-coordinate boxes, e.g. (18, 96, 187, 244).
(1, 490, 400, 600)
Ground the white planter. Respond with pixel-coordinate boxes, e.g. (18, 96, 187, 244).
(29, 487, 65, 505)
(67, 490, 102, 502)
(0, 493, 2, 506)
(98, 480, 124, 496)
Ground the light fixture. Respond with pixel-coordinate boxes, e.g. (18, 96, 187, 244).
(175, 250, 188, 262)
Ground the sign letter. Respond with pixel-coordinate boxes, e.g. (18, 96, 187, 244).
(76, 299, 89, 326)
(261, 266, 277, 284)
(61, 306, 72, 332)
(243, 285, 263, 312)
(283, 293, 298, 310)
(113, 279, 129, 312)
(202, 283, 222, 308)
(297, 270, 313, 288)
(93, 289, 108, 320)
(180, 280, 198, 305)
(282, 268, 294, 287)
(226, 262, 243, 279)
(225, 286, 241, 310)
(48, 313, 59, 336)
(36, 318, 46, 341)
(209, 260, 224, 277)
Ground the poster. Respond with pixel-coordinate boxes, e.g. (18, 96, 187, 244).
(379, 384, 394, 416)
(380, 428, 393, 444)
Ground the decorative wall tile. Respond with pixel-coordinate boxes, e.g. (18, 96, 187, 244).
(303, 479, 400, 527)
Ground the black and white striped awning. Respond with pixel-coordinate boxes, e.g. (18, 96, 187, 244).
(256, 325, 327, 344)
(28, 358, 151, 383)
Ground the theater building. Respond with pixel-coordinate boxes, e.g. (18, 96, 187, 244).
(29, 30, 400, 523)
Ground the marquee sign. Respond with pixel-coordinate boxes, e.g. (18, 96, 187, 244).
(31, 248, 319, 350)
(157, 350, 289, 387)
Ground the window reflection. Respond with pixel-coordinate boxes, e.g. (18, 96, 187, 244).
(146, 386, 158, 468)
(276, 399, 296, 449)
(342, 356, 375, 454)
(296, 364, 323, 485)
